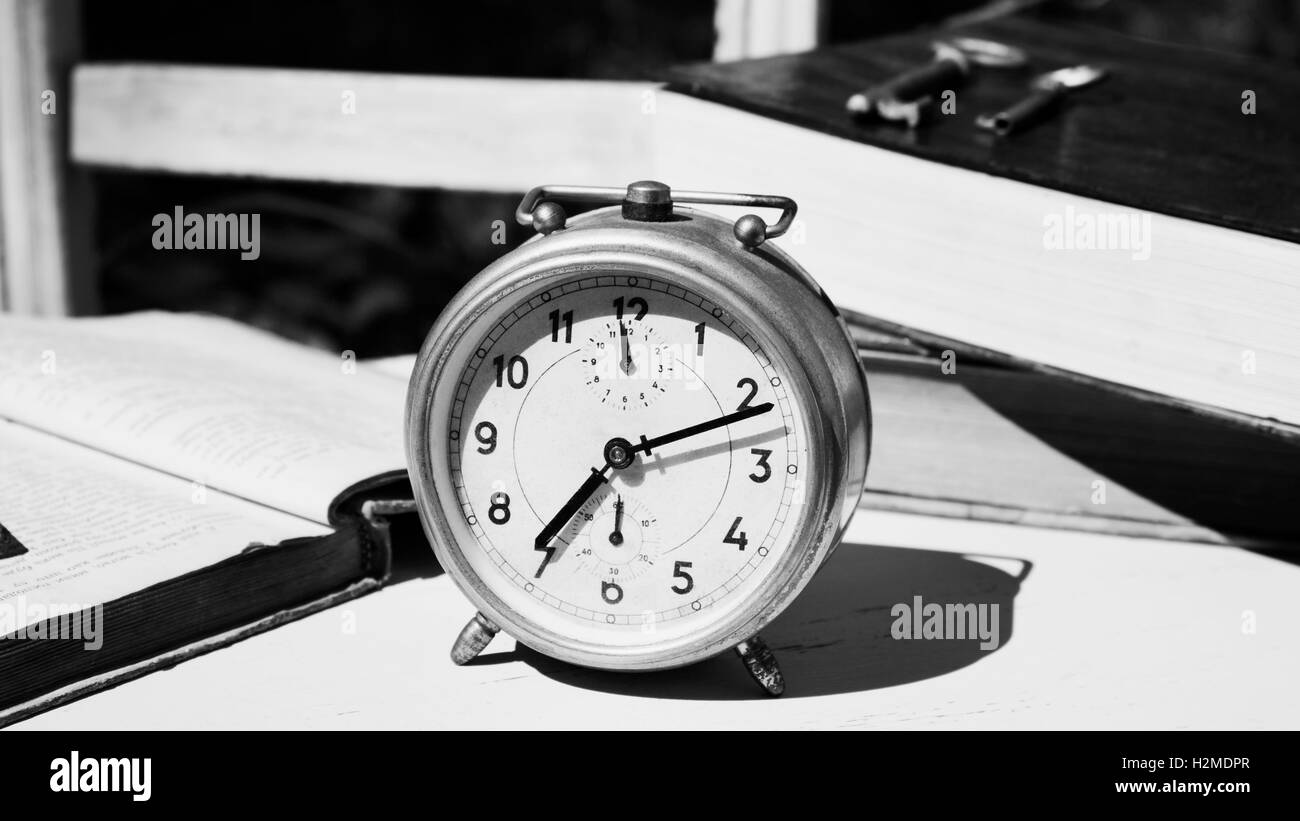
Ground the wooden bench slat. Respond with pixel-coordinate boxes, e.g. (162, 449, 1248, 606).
(72, 65, 660, 191)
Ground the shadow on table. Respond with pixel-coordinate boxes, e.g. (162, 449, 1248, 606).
(959, 364, 1300, 544)
(466, 543, 1031, 700)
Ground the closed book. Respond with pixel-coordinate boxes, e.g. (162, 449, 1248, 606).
(661, 16, 1300, 436)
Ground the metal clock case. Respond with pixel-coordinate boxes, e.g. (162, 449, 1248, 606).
(406, 181, 871, 696)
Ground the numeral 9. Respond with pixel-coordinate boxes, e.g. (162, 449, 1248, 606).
(474, 421, 497, 454)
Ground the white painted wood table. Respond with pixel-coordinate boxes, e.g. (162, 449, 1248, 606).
(13, 511, 1298, 730)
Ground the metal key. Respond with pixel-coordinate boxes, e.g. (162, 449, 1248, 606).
(847, 37, 1027, 128)
(976, 64, 1108, 136)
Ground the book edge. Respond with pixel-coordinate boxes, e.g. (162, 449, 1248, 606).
(0, 573, 384, 729)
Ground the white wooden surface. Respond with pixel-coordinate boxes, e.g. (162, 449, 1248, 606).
(12, 510, 1299, 730)
(72, 67, 658, 191)
(713, 0, 824, 61)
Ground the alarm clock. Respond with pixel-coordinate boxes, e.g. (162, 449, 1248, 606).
(405, 181, 870, 696)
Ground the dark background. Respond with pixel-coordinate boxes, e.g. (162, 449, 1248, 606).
(82, 0, 1300, 356)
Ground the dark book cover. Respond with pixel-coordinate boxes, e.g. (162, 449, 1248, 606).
(669, 16, 1300, 244)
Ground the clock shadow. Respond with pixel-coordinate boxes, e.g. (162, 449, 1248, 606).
(467, 543, 1031, 700)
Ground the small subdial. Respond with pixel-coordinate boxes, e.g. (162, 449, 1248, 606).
(563, 490, 660, 582)
(580, 319, 674, 411)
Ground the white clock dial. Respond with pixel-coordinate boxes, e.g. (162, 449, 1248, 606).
(445, 274, 809, 648)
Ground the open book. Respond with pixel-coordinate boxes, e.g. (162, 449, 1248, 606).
(0, 312, 409, 725)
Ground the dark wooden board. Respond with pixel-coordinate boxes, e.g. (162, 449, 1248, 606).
(668, 16, 1300, 245)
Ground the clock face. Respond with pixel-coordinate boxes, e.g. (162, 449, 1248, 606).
(439, 273, 810, 652)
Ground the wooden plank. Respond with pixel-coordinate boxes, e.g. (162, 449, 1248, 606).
(0, 0, 93, 315)
(713, 0, 824, 61)
(71, 65, 659, 191)
(859, 352, 1300, 546)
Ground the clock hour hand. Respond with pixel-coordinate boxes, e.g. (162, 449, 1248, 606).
(533, 466, 609, 578)
(631, 402, 774, 458)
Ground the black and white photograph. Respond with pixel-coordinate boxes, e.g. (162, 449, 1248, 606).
(0, 0, 1295, 795)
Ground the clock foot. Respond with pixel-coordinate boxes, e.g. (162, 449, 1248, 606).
(450, 612, 499, 665)
(735, 635, 785, 697)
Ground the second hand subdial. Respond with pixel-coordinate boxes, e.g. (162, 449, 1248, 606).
(564, 491, 660, 581)
(610, 494, 625, 546)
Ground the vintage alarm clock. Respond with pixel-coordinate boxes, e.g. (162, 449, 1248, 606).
(406, 181, 870, 695)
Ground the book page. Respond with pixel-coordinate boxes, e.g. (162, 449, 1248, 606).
(0, 313, 407, 524)
(0, 419, 329, 633)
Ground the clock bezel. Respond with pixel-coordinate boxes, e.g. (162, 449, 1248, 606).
(406, 206, 867, 671)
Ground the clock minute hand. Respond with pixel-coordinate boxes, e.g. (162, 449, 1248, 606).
(533, 403, 773, 576)
(632, 402, 774, 457)
(533, 466, 608, 578)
